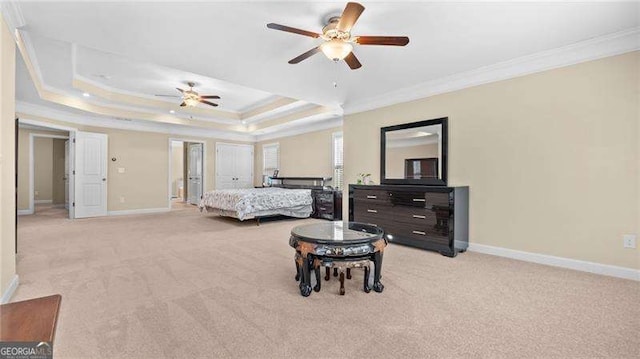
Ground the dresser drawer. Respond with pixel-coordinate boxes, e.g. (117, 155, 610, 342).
(383, 222, 449, 245)
(389, 191, 450, 208)
(391, 205, 450, 225)
(314, 192, 334, 203)
(315, 203, 334, 213)
(352, 213, 394, 229)
(353, 189, 391, 205)
(352, 202, 390, 219)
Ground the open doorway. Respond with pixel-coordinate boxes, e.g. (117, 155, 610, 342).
(168, 139, 205, 210)
(17, 122, 71, 218)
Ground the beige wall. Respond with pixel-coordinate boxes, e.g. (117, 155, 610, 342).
(0, 15, 16, 299)
(170, 141, 183, 198)
(16, 129, 68, 210)
(16, 115, 251, 212)
(344, 52, 639, 270)
(386, 143, 439, 178)
(52, 139, 66, 205)
(33, 137, 53, 202)
(254, 127, 341, 186)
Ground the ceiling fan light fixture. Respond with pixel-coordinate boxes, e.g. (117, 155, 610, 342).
(183, 96, 200, 107)
(320, 39, 353, 61)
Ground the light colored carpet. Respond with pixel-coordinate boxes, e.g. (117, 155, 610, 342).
(15, 206, 640, 358)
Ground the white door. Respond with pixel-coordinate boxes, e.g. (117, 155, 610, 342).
(64, 140, 69, 210)
(187, 143, 203, 204)
(215, 143, 236, 189)
(215, 144, 253, 189)
(74, 131, 108, 218)
(234, 145, 254, 189)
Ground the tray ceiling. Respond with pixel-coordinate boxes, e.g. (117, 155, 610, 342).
(7, 1, 639, 140)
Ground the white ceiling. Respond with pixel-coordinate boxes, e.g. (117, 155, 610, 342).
(16, 1, 639, 110)
(8, 1, 639, 140)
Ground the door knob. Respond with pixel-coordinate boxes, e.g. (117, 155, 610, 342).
(102, 178, 106, 181)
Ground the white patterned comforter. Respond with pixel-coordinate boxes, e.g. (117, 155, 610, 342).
(199, 187, 313, 220)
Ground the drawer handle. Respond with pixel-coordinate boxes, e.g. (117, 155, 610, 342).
(412, 230, 426, 235)
(412, 215, 426, 219)
(412, 198, 426, 202)
(366, 195, 377, 199)
(367, 209, 378, 213)
(319, 207, 326, 210)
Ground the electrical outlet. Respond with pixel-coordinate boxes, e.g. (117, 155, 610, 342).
(623, 234, 636, 249)
(117, 167, 125, 174)
(119, 196, 125, 203)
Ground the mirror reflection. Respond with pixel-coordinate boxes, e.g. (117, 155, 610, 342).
(384, 124, 442, 180)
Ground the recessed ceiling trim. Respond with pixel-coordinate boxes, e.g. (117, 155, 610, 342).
(248, 105, 342, 131)
(242, 98, 316, 124)
(255, 116, 343, 142)
(344, 27, 640, 115)
(16, 101, 255, 142)
(72, 76, 241, 122)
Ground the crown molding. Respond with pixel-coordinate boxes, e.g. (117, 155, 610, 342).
(17, 101, 346, 143)
(255, 116, 343, 142)
(16, 101, 256, 142)
(344, 27, 640, 115)
(0, 1, 25, 32)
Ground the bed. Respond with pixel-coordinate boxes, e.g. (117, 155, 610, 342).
(199, 187, 313, 224)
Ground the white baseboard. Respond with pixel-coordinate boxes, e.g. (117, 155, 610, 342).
(34, 199, 53, 204)
(17, 209, 33, 215)
(108, 207, 170, 216)
(468, 243, 640, 281)
(1, 275, 19, 304)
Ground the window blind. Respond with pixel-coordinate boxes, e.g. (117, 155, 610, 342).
(263, 143, 279, 176)
(333, 132, 343, 189)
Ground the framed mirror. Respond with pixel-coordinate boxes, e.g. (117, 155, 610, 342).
(380, 117, 447, 186)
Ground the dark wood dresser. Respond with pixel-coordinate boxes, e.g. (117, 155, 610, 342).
(349, 185, 468, 257)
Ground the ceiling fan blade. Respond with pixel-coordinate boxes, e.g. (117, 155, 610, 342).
(199, 99, 218, 107)
(176, 88, 184, 93)
(344, 52, 362, 70)
(154, 94, 181, 98)
(288, 47, 321, 64)
(337, 2, 365, 33)
(267, 23, 320, 38)
(200, 95, 221, 99)
(179, 102, 187, 107)
(355, 36, 410, 46)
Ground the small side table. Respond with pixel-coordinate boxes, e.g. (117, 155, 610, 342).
(290, 221, 386, 297)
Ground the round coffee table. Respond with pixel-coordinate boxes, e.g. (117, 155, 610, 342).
(289, 221, 386, 297)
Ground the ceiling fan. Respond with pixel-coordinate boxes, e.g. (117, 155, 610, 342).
(267, 2, 409, 70)
(155, 82, 220, 107)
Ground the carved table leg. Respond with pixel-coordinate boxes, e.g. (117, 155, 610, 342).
(294, 258, 300, 281)
(333, 268, 338, 277)
(339, 271, 345, 295)
(346, 268, 352, 280)
(313, 262, 321, 292)
(299, 255, 313, 297)
(363, 265, 371, 293)
(325, 267, 330, 281)
(372, 252, 384, 293)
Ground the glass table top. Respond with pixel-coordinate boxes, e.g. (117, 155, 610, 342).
(291, 221, 384, 244)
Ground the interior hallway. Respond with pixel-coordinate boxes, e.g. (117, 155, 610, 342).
(14, 209, 640, 358)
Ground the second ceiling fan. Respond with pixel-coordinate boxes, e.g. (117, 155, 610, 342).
(267, 2, 409, 70)
(155, 82, 220, 108)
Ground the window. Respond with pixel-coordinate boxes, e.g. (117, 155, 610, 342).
(262, 143, 279, 176)
(332, 132, 343, 189)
